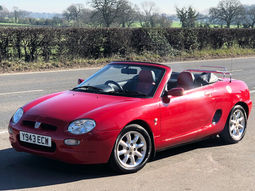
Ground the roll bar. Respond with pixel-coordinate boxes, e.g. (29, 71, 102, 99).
(185, 66, 232, 82)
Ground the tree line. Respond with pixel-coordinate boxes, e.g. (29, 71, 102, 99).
(0, 27, 255, 63)
(0, 0, 255, 28)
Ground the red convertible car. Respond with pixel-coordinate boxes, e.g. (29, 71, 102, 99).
(9, 61, 252, 173)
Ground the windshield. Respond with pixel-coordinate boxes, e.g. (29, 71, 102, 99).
(73, 64, 165, 98)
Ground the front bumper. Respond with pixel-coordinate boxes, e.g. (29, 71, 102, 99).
(9, 123, 120, 165)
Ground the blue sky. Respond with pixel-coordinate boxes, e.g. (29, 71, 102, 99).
(0, 0, 254, 14)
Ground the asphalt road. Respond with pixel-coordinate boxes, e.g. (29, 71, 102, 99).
(0, 57, 255, 191)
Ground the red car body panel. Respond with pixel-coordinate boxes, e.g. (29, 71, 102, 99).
(9, 62, 252, 164)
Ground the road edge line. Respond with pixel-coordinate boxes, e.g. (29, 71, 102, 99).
(0, 130, 8, 134)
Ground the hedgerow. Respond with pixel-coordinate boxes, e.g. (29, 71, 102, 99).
(0, 27, 255, 62)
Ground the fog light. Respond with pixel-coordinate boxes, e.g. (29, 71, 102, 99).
(8, 126, 13, 134)
(64, 139, 80, 146)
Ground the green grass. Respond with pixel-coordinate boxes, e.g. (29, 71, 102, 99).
(1, 47, 255, 73)
(171, 21, 182, 28)
(180, 47, 255, 60)
(0, 22, 31, 26)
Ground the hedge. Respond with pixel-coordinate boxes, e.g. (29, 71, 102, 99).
(0, 27, 255, 62)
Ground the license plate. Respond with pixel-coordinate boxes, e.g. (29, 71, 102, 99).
(20, 131, 52, 147)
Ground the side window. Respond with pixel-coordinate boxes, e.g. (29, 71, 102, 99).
(194, 73, 219, 87)
(166, 71, 219, 92)
(167, 72, 179, 91)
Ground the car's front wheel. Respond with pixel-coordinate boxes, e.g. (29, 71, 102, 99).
(220, 105, 247, 144)
(110, 124, 152, 173)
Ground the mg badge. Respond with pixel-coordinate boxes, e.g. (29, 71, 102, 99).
(35, 122, 41, 129)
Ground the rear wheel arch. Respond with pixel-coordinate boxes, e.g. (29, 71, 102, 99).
(235, 102, 249, 118)
(220, 104, 247, 144)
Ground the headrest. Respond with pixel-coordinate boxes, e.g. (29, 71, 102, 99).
(138, 70, 155, 83)
(177, 71, 195, 90)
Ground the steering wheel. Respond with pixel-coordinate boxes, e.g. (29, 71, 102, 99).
(105, 80, 123, 92)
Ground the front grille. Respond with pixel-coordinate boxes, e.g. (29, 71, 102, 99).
(23, 120, 34, 127)
(22, 120, 57, 131)
(40, 123, 57, 131)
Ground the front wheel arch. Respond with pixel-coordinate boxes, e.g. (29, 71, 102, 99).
(110, 123, 153, 173)
(127, 120, 156, 159)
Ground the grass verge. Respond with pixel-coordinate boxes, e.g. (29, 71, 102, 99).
(1, 47, 255, 73)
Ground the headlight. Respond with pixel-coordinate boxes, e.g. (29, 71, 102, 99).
(12, 108, 24, 124)
(68, 119, 96, 135)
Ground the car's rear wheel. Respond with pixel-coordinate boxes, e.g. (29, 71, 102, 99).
(220, 105, 247, 144)
(110, 124, 152, 173)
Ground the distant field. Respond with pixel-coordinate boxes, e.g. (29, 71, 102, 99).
(172, 21, 182, 28)
(0, 22, 30, 26)
(0, 21, 239, 28)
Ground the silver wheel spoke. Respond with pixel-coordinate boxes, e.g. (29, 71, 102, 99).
(229, 109, 246, 141)
(230, 125, 236, 132)
(118, 149, 127, 156)
(134, 151, 143, 158)
(236, 128, 240, 135)
(238, 124, 244, 129)
(122, 154, 129, 163)
(230, 120, 236, 124)
(238, 117, 244, 123)
(116, 130, 147, 168)
(236, 111, 241, 118)
(133, 134, 139, 143)
(136, 143, 144, 149)
(126, 133, 132, 144)
(120, 140, 128, 148)
(232, 129, 237, 135)
(130, 155, 136, 165)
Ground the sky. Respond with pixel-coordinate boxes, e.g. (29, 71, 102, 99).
(0, 0, 255, 14)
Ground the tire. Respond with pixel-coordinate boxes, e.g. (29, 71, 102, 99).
(110, 124, 152, 173)
(220, 105, 247, 144)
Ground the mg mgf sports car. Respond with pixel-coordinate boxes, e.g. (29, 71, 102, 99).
(9, 61, 252, 173)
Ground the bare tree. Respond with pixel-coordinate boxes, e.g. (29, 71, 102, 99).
(80, 8, 93, 25)
(245, 5, 255, 28)
(209, 0, 244, 28)
(63, 4, 84, 24)
(89, 0, 123, 27)
(176, 6, 198, 28)
(0, 6, 9, 19)
(138, 1, 159, 27)
(117, 0, 138, 27)
(11, 7, 29, 23)
(13, 7, 19, 23)
(155, 14, 172, 27)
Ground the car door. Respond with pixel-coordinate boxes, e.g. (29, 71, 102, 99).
(159, 85, 216, 149)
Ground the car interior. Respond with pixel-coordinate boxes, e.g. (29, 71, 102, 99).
(167, 71, 219, 91)
(122, 69, 157, 96)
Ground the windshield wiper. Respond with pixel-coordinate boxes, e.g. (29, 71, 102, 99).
(72, 85, 103, 92)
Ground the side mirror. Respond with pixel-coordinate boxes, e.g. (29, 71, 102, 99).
(78, 78, 84, 85)
(162, 87, 184, 103)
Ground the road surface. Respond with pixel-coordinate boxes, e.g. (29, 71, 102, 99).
(0, 57, 255, 191)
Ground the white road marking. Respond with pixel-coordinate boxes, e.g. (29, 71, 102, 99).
(231, 69, 243, 72)
(250, 90, 255, 94)
(0, 89, 44, 96)
(1, 56, 255, 76)
(0, 130, 8, 134)
(0, 67, 101, 76)
(164, 56, 255, 65)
